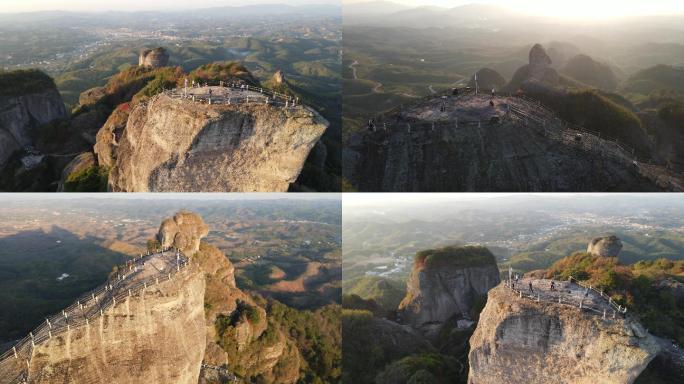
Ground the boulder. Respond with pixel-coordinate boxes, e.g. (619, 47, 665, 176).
(139, 47, 170, 68)
(157, 211, 209, 255)
(587, 235, 623, 257)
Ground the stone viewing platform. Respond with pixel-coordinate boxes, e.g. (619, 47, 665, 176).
(164, 82, 299, 109)
(505, 276, 628, 320)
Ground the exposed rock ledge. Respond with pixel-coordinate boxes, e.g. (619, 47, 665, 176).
(468, 284, 661, 384)
(102, 92, 328, 192)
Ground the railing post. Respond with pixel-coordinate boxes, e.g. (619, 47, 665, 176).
(602, 309, 606, 320)
(579, 300, 583, 309)
(13, 346, 17, 359)
(613, 310, 616, 319)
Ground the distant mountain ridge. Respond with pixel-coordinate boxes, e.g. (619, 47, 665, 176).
(0, 4, 341, 25)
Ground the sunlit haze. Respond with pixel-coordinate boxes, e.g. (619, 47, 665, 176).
(0, 0, 340, 13)
(344, 0, 684, 19)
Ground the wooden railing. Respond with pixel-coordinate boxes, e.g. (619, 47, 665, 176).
(0, 248, 191, 384)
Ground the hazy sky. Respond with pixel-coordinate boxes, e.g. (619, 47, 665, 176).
(342, 193, 664, 208)
(344, 0, 684, 19)
(0, 193, 341, 201)
(0, 0, 339, 13)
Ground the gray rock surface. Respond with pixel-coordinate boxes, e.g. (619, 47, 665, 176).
(139, 47, 170, 68)
(345, 94, 662, 192)
(157, 211, 209, 255)
(468, 284, 661, 384)
(0, 88, 67, 166)
(398, 250, 500, 338)
(587, 235, 623, 257)
(103, 92, 328, 192)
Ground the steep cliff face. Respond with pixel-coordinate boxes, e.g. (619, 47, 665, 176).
(26, 265, 207, 384)
(0, 87, 67, 166)
(103, 92, 328, 192)
(468, 284, 661, 384)
(345, 94, 668, 192)
(398, 246, 500, 337)
(156, 212, 301, 383)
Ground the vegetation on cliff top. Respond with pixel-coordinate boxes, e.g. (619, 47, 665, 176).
(63, 165, 109, 192)
(342, 276, 405, 312)
(187, 62, 258, 86)
(622, 65, 684, 96)
(414, 245, 496, 269)
(544, 252, 684, 345)
(267, 300, 341, 383)
(375, 353, 464, 384)
(0, 69, 57, 97)
(530, 89, 650, 155)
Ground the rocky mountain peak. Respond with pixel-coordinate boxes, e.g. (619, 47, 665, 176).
(157, 210, 209, 255)
(469, 283, 660, 383)
(587, 235, 623, 257)
(139, 47, 170, 68)
(102, 87, 328, 192)
(529, 43, 554, 80)
(398, 246, 500, 338)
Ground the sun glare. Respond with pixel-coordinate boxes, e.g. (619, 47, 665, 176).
(512, 0, 683, 20)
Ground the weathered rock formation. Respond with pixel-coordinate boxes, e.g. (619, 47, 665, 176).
(2, 212, 305, 383)
(506, 44, 565, 92)
(345, 94, 666, 192)
(26, 266, 207, 384)
(468, 284, 661, 384)
(101, 92, 328, 192)
(587, 235, 623, 257)
(156, 212, 301, 383)
(398, 246, 500, 338)
(139, 47, 170, 68)
(157, 211, 210, 256)
(0, 75, 67, 167)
